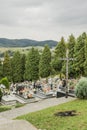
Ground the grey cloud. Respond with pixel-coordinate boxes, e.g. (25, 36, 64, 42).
(0, 0, 87, 40)
(50, 0, 87, 26)
(12, 0, 45, 7)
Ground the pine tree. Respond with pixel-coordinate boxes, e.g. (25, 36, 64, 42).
(25, 48, 40, 81)
(52, 37, 66, 75)
(11, 51, 22, 83)
(39, 45, 51, 78)
(67, 34, 76, 78)
(3, 51, 11, 81)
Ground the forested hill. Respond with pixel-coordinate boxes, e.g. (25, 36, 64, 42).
(0, 38, 58, 48)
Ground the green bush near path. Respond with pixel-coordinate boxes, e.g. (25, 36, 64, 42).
(17, 100, 87, 130)
(75, 77, 87, 99)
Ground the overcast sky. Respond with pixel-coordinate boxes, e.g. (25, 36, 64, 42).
(0, 0, 87, 41)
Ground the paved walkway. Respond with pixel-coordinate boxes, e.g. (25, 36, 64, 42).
(0, 97, 75, 130)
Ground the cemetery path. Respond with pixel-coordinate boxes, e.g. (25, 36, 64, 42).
(0, 97, 75, 130)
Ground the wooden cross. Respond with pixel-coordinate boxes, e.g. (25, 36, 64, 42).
(59, 49, 76, 98)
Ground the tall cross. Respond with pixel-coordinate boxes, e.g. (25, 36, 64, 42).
(59, 49, 76, 98)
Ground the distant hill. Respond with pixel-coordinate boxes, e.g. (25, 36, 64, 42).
(0, 38, 58, 48)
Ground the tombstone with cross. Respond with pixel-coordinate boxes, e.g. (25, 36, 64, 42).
(59, 49, 76, 98)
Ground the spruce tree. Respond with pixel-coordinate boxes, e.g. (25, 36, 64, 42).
(84, 37, 87, 76)
(25, 48, 40, 81)
(39, 45, 51, 78)
(11, 51, 22, 83)
(21, 54, 26, 82)
(67, 34, 76, 78)
(52, 37, 66, 75)
(0, 60, 3, 79)
(74, 33, 86, 77)
(3, 51, 11, 81)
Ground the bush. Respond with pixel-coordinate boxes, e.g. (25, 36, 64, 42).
(0, 77, 9, 90)
(75, 77, 87, 99)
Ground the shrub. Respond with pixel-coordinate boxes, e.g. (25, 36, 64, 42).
(0, 77, 9, 90)
(75, 77, 87, 99)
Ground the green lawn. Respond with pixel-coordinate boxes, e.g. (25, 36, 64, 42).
(17, 100, 87, 130)
(0, 106, 12, 112)
(0, 103, 25, 113)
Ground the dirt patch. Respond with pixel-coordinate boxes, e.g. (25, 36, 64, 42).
(54, 110, 77, 117)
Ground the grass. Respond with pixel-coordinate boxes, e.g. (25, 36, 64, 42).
(0, 103, 25, 113)
(15, 103, 25, 108)
(16, 100, 87, 130)
(0, 105, 12, 112)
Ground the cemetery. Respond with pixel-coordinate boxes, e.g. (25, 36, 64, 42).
(0, 32, 87, 130)
(0, 77, 59, 106)
(0, 74, 78, 107)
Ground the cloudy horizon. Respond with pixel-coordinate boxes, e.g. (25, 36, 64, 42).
(0, 0, 87, 41)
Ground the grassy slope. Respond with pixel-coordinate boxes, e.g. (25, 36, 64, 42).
(17, 100, 87, 130)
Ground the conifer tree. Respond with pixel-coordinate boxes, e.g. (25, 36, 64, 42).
(84, 40, 87, 76)
(67, 34, 76, 78)
(11, 51, 22, 83)
(25, 48, 40, 81)
(0, 60, 3, 79)
(84, 36, 87, 76)
(74, 33, 86, 77)
(3, 51, 11, 81)
(52, 37, 66, 75)
(21, 54, 26, 82)
(39, 45, 51, 78)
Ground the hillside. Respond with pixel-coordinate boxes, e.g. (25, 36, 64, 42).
(0, 38, 58, 48)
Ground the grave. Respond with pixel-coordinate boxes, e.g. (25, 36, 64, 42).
(56, 89, 75, 98)
(34, 90, 56, 99)
(1, 95, 17, 105)
(15, 93, 37, 103)
(56, 91, 65, 98)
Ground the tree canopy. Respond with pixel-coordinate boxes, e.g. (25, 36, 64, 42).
(25, 47, 40, 81)
(39, 45, 51, 78)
